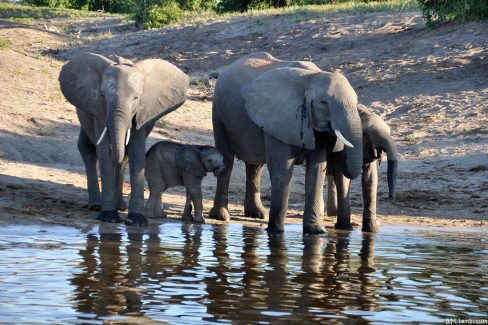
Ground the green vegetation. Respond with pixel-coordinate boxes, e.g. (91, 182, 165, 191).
(0, 2, 120, 19)
(144, 1, 184, 28)
(0, 0, 421, 29)
(0, 37, 12, 49)
(403, 135, 413, 141)
(417, 0, 488, 26)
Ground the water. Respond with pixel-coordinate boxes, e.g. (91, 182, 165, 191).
(0, 223, 486, 324)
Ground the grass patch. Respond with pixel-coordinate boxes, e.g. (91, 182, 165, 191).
(5, 17, 34, 24)
(0, 37, 12, 49)
(403, 135, 413, 141)
(0, 2, 124, 20)
(0, 0, 417, 30)
(183, 0, 419, 25)
(85, 30, 113, 42)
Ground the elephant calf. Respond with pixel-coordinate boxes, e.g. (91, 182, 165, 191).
(144, 141, 225, 223)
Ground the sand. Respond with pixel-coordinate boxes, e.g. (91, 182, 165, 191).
(0, 10, 486, 230)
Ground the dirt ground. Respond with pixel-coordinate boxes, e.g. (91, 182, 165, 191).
(0, 9, 487, 230)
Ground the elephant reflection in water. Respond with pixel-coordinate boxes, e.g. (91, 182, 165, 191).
(71, 225, 380, 322)
(70, 224, 154, 318)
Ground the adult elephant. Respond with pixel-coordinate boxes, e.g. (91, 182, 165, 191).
(210, 52, 363, 233)
(59, 53, 189, 226)
(327, 104, 398, 232)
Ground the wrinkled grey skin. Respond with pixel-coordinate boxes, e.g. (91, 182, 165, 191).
(144, 141, 225, 223)
(210, 52, 363, 233)
(59, 53, 189, 226)
(327, 104, 398, 232)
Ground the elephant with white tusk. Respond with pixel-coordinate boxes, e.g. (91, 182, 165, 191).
(327, 104, 398, 232)
(59, 53, 189, 226)
(210, 52, 363, 233)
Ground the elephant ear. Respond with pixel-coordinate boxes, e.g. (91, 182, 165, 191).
(59, 53, 113, 121)
(176, 146, 206, 178)
(134, 59, 189, 130)
(241, 67, 317, 150)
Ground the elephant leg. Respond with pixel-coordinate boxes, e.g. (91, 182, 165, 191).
(264, 134, 295, 233)
(326, 166, 338, 217)
(334, 171, 352, 231)
(362, 161, 379, 232)
(95, 121, 120, 223)
(210, 116, 233, 222)
(303, 153, 326, 234)
(244, 163, 267, 219)
(77, 128, 101, 211)
(190, 186, 205, 224)
(182, 189, 193, 221)
(328, 151, 352, 230)
(116, 156, 129, 211)
(144, 180, 167, 219)
(126, 127, 148, 227)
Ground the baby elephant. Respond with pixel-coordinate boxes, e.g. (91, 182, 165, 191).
(144, 141, 225, 223)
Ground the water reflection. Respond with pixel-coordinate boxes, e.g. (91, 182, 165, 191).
(0, 224, 486, 324)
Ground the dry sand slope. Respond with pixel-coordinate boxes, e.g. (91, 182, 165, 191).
(0, 10, 487, 229)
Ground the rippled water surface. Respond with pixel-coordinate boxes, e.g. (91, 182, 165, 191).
(0, 223, 487, 324)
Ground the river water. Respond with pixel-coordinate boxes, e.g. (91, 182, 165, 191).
(0, 223, 486, 324)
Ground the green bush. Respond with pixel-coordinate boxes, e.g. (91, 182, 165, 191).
(144, 1, 183, 28)
(0, 37, 12, 49)
(418, 0, 488, 26)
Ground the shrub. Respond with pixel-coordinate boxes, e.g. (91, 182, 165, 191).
(144, 1, 183, 29)
(418, 0, 488, 26)
(0, 38, 12, 49)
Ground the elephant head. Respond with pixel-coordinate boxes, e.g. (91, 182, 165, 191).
(197, 146, 225, 176)
(241, 67, 363, 179)
(176, 145, 225, 178)
(358, 104, 398, 198)
(59, 53, 189, 164)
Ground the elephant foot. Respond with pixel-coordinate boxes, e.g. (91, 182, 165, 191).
(126, 213, 148, 227)
(97, 210, 121, 223)
(362, 219, 380, 233)
(244, 205, 268, 219)
(193, 215, 206, 224)
(209, 206, 230, 222)
(87, 203, 101, 211)
(117, 199, 128, 211)
(265, 222, 284, 233)
(144, 206, 167, 219)
(303, 224, 326, 234)
(334, 221, 353, 231)
(182, 213, 193, 221)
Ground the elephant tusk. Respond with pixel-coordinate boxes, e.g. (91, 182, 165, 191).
(125, 128, 131, 146)
(96, 127, 108, 146)
(334, 129, 354, 148)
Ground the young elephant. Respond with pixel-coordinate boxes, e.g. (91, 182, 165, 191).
(327, 104, 398, 232)
(144, 141, 225, 223)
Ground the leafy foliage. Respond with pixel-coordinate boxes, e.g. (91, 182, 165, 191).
(144, 1, 183, 28)
(417, 0, 488, 26)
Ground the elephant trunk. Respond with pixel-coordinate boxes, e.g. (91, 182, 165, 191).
(335, 109, 363, 180)
(108, 108, 131, 164)
(380, 134, 398, 199)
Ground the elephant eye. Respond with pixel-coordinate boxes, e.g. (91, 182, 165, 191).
(100, 93, 105, 98)
(320, 100, 329, 106)
(134, 96, 139, 101)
